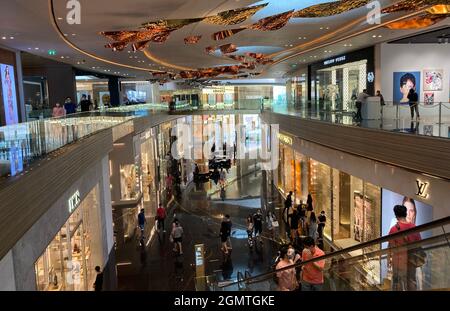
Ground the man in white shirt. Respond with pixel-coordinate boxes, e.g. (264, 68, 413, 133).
(355, 89, 369, 121)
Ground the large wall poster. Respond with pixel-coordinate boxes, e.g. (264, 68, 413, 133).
(423, 69, 443, 91)
(380, 188, 433, 285)
(1, 64, 19, 125)
(393, 72, 421, 104)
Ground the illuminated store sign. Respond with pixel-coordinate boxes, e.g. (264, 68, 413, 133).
(68, 190, 81, 213)
(323, 55, 346, 66)
(278, 133, 293, 146)
(416, 180, 429, 199)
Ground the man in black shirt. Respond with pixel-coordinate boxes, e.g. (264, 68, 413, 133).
(253, 209, 263, 243)
(79, 94, 92, 112)
(318, 211, 327, 240)
(93, 266, 103, 291)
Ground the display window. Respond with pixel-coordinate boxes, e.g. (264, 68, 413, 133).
(35, 186, 102, 291)
(120, 164, 139, 200)
(309, 160, 332, 240)
(278, 143, 294, 195)
(140, 134, 156, 202)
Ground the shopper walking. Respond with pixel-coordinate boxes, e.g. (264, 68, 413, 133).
(275, 246, 298, 291)
(64, 97, 77, 114)
(355, 89, 369, 121)
(407, 88, 420, 119)
(308, 212, 318, 241)
(388, 205, 422, 291)
(301, 237, 325, 291)
(288, 207, 300, 242)
(220, 215, 232, 255)
(156, 203, 167, 233)
(79, 94, 92, 112)
(93, 266, 104, 291)
(253, 209, 263, 244)
(317, 211, 327, 240)
(52, 102, 66, 118)
(138, 209, 146, 238)
(171, 220, 184, 255)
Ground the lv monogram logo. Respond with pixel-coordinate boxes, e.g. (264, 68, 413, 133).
(416, 180, 428, 198)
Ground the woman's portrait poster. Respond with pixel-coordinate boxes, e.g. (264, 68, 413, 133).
(393, 72, 421, 104)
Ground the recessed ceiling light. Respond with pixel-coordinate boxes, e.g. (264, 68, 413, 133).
(61, 56, 64, 59)
(34, 47, 39, 50)
(64, 34, 68, 37)
(71, 34, 76, 36)
(28, 48, 32, 50)
(57, 17, 63, 20)
(10, 37, 14, 39)
(1, 37, 6, 40)
(378, 35, 382, 38)
(320, 27, 323, 30)
(372, 35, 377, 38)
(289, 44, 293, 47)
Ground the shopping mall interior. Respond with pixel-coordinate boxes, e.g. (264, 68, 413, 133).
(0, 0, 449, 294)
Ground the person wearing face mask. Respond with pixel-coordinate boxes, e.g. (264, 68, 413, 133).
(275, 246, 298, 291)
(287, 244, 302, 284)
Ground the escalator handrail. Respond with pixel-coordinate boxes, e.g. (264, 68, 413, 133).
(219, 215, 450, 288)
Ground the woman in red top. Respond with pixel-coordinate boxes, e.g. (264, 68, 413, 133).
(388, 205, 421, 291)
(156, 204, 167, 233)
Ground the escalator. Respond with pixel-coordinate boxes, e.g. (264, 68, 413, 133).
(212, 216, 450, 291)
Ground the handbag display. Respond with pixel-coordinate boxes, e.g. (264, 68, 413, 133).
(272, 220, 279, 228)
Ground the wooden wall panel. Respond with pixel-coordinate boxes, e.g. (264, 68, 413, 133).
(262, 112, 450, 180)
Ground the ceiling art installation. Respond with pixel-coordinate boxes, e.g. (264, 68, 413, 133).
(203, 3, 268, 25)
(102, 4, 269, 51)
(205, 46, 217, 54)
(247, 10, 295, 31)
(245, 52, 265, 60)
(102, 18, 202, 51)
(293, 0, 371, 18)
(219, 43, 238, 54)
(426, 4, 450, 14)
(211, 10, 295, 42)
(381, 0, 449, 14)
(184, 35, 202, 44)
(226, 54, 246, 62)
(212, 28, 246, 41)
(385, 13, 448, 29)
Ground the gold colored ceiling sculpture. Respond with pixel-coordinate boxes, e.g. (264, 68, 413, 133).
(293, 0, 371, 18)
(184, 35, 202, 44)
(385, 13, 448, 29)
(141, 18, 204, 30)
(203, 3, 268, 25)
(426, 4, 450, 14)
(248, 10, 294, 31)
(219, 43, 238, 54)
(381, 0, 448, 14)
(212, 28, 246, 41)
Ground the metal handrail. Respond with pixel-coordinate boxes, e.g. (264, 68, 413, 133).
(219, 216, 450, 288)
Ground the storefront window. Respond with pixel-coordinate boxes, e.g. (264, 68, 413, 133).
(120, 164, 139, 200)
(309, 160, 332, 239)
(294, 152, 309, 204)
(35, 186, 102, 291)
(278, 143, 294, 195)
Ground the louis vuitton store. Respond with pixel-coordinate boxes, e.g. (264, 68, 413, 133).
(34, 185, 103, 291)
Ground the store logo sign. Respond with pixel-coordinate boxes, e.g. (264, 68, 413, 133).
(367, 72, 375, 83)
(68, 190, 81, 213)
(278, 133, 293, 146)
(324, 56, 346, 66)
(416, 180, 429, 199)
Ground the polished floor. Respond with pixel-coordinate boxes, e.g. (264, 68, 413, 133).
(115, 168, 281, 291)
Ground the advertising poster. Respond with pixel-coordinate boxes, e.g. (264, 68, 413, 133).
(1, 64, 19, 125)
(380, 188, 433, 284)
(423, 69, 443, 91)
(393, 71, 420, 104)
(424, 92, 434, 105)
(353, 192, 364, 242)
